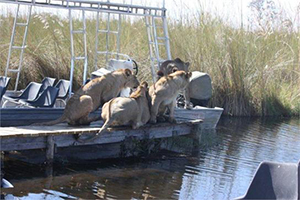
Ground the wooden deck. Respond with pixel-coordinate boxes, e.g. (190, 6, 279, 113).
(0, 107, 222, 163)
(0, 118, 202, 162)
(0, 119, 202, 149)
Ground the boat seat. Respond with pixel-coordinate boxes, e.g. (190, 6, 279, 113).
(41, 77, 56, 91)
(235, 161, 300, 200)
(0, 76, 10, 88)
(0, 86, 5, 100)
(0, 76, 11, 100)
(20, 86, 59, 108)
(8, 82, 43, 101)
(2, 82, 43, 108)
(54, 79, 70, 106)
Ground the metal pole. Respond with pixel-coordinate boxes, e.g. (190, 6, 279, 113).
(162, 16, 171, 60)
(69, 9, 74, 98)
(152, 16, 160, 67)
(5, 4, 20, 78)
(105, 13, 110, 63)
(116, 14, 121, 60)
(145, 15, 157, 84)
(94, 8, 100, 70)
(14, 5, 32, 91)
(82, 10, 88, 85)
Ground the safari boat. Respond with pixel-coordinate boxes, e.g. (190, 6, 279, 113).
(0, 0, 223, 167)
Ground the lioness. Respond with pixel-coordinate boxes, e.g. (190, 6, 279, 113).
(98, 81, 150, 135)
(158, 58, 212, 109)
(39, 69, 139, 126)
(149, 70, 192, 124)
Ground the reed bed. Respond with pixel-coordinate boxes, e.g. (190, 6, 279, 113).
(0, 7, 299, 117)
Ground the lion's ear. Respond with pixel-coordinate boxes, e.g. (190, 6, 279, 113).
(125, 68, 132, 77)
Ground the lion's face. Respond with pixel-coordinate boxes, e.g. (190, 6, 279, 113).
(123, 69, 140, 89)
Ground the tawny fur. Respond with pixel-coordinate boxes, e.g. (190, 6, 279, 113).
(157, 58, 194, 109)
(149, 70, 192, 124)
(35, 69, 139, 126)
(98, 81, 150, 135)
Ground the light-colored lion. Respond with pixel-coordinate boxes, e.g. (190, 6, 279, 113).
(158, 58, 212, 108)
(149, 70, 192, 124)
(38, 69, 139, 126)
(98, 81, 150, 135)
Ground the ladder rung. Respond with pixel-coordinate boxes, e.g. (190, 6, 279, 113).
(72, 30, 85, 34)
(12, 46, 26, 49)
(157, 37, 167, 40)
(74, 57, 86, 60)
(8, 69, 20, 73)
(97, 30, 118, 34)
(96, 51, 109, 54)
(149, 41, 165, 46)
(146, 25, 163, 29)
(16, 23, 29, 26)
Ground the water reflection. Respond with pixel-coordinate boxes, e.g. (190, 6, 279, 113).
(2, 117, 300, 199)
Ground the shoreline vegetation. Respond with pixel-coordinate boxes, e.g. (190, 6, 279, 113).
(0, 4, 299, 117)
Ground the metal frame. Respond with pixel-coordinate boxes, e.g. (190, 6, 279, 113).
(94, 9, 122, 70)
(5, 4, 32, 91)
(69, 8, 88, 97)
(1, 0, 172, 96)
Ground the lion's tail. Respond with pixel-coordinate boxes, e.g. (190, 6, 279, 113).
(98, 98, 115, 135)
(76, 117, 112, 143)
(32, 115, 67, 126)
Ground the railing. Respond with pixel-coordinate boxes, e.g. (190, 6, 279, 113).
(0, 0, 166, 17)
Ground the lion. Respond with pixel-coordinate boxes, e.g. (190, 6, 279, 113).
(37, 69, 139, 126)
(149, 70, 192, 124)
(98, 81, 150, 135)
(158, 58, 212, 109)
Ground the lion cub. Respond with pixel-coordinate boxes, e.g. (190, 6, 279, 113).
(98, 81, 150, 135)
(149, 70, 192, 124)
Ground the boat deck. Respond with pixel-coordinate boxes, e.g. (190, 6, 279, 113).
(0, 107, 222, 162)
(0, 118, 201, 151)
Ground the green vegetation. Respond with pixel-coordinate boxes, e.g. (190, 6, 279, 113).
(0, 6, 299, 117)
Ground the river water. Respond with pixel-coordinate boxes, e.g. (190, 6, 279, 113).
(2, 117, 300, 200)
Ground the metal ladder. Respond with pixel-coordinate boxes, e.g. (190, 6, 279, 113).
(68, 8, 88, 97)
(5, 4, 32, 91)
(145, 14, 171, 83)
(94, 6, 122, 70)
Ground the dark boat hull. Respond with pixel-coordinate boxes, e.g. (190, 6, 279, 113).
(0, 108, 101, 127)
(0, 107, 223, 128)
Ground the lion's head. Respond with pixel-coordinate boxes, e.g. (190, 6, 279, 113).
(122, 69, 140, 89)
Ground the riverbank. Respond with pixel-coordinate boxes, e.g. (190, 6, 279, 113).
(0, 9, 299, 117)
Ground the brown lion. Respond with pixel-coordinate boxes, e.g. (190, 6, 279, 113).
(98, 81, 150, 135)
(37, 69, 139, 126)
(149, 70, 192, 124)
